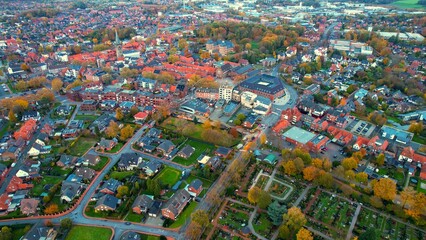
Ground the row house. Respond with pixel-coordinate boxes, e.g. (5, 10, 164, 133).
(353, 136, 389, 154)
(195, 88, 219, 101)
(310, 118, 329, 132)
(327, 126, 354, 146)
(80, 100, 98, 111)
(326, 108, 350, 128)
(13, 119, 37, 141)
(281, 107, 302, 124)
(297, 98, 325, 117)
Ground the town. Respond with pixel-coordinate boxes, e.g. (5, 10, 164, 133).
(0, 0, 425, 240)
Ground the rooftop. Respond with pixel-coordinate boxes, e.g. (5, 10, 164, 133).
(282, 126, 316, 144)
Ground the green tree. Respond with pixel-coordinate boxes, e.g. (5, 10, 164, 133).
(258, 190, 272, 209)
(359, 228, 379, 240)
(116, 185, 129, 198)
(267, 201, 287, 226)
(283, 207, 307, 233)
(0, 226, 12, 240)
(60, 218, 73, 231)
(191, 210, 209, 228)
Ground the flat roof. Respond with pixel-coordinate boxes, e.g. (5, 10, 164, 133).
(282, 126, 315, 144)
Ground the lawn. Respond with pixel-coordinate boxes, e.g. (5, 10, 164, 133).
(253, 213, 273, 237)
(124, 211, 144, 223)
(140, 235, 160, 240)
(110, 171, 135, 181)
(105, 142, 124, 153)
(74, 114, 99, 121)
(68, 137, 98, 156)
(392, 0, 425, 9)
(90, 156, 109, 171)
(154, 166, 181, 187)
(169, 201, 198, 228)
(173, 139, 215, 166)
(31, 176, 63, 196)
(65, 226, 112, 240)
(412, 134, 426, 145)
(0, 120, 10, 138)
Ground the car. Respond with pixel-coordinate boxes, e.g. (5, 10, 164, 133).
(125, 222, 131, 225)
(333, 155, 337, 158)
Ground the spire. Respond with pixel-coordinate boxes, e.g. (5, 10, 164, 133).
(115, 29, 120, 45)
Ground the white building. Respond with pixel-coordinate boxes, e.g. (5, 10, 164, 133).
(219, 84, 233, 101)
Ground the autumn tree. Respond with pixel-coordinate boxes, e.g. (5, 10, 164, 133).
(178, 39, 188, 50)
(303, 166, 318, 181)
(44, 204, 59, 214)
(120, 125, 134, 141)
(116, 185, 129, 198)
(105, 120, 119, 138)
(342, 157, 358, 170)
(283, 207, 307, 233)
(375, 153, 385, 166)
(323, 159, 332, 172)
(37, 88, 55, 102)
(15, 80, 28, 91)
(315, 171, 333, 189)
(115, 108, 124, 120)
(268, 201, 287, 226)
(400, 187, 416, 208)
(355, 172, 368, 184)
(120, 67, 139, 78)
(283, 160, 297, 176)
(408, 122, 423, 135)
(51, 78, 63, 92)
(312, 158, 323, 169)
(248, 186, 261, 204)
(203, 119, 212, 129)
(191, 210, 209, 228)
(60, 218, 73, 231)
(404, 192, 426, 222)
(258, 190, 272, 209)
(372, 178, 396, 201)
(294, 157, 305, 173)
(185, 222, 203, 240)
(8, 110, 17, 123)
(297, 228, 313, 240)
(0, 226, 13, 240)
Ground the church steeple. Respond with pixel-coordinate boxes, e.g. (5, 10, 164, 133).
(114, 29, 123, 59)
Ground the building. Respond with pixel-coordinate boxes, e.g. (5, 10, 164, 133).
(22, 225, 57, 240)
(219, 84, 233, 101)
(95, 194, 119, 211)
(238, 74, 285, 100)
(186, 179, 203, 197)
(329, 40, 373, 55)
(177, 145, 195, 159)
(281, 107, 302, 124)
(132, 194, 154, 214)
(13, 119, 37, 141)
(206, 40, 234, 55)
(282, 126, 329, 153)
(20, 198, 39, 215)
(380, 126, 413, 145)
(195, 88, 219, 101)
(80, 100, 98, 111)
(161, 189, 191, 220)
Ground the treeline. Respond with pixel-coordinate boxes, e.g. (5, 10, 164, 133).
(21, 8, 59, 18)
(86, 27, 136, 43)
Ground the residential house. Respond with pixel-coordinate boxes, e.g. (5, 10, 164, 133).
(139, 161, 162, 177)
(368, 136, 389, 153)
(98, 138, 118, 151)
(186, 179, 203, 197)
(6, 176, 33, 193)
(327, 126, 354, 146)
(56, 155, 77, 168)
(80, 100, 98, 111)
(21, 111, 41, 122)
(161, 189, 191, 220)
(99, 178, 122, 195)
(118, 153, 142, 171)
(21, 225, 58, 240)
(281, 107, 302, 124)
(20, 198, 39, 215)
(177, 145, 195, 159)
(61, 129, 79, 139)
(132, 194, 154, 214)
(13, 119, 37, 141)
(60, 181, 83, 203)
(95, 194, 119, 212)
(134, 112, 148, 122)
(215, 147, 232, 159)
(157, 140, 175, 157)
(75, 167, 96, 181)
(82, 153, 101, 166)
(28, 142, 51, 156)
(15, 164, 39, 179)
(398, 147, 426, 165)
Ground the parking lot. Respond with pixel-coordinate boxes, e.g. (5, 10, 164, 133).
(0, 83, 11, 97)
(346, 118, 376, 137)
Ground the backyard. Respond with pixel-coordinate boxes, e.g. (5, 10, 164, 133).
(65, 226, 112, 240)
(31, 176, 63, 196)
(173, 139, 215, 166)
(154, 166, 181, 187)
(105, 142, 124, 153)
(67, 137, 98, 156)
(169, 201, 198, 228)
(90, 156, 109, 171)
(110, 171, 135, 181)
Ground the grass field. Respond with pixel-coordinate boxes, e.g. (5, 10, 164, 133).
(68, 137, 98, 156)
(90, 156, 109, 171)
(65, 226, 112, 240)
(173, 139, 215, 166)
(154, 166, 181, 187)
(392, 0, 425, 9)
(74, 114, 99, 121)
(169, 201, 198, 228)
(124, 211, 144, 223)
(31, 176, 63, 196)
(140, 234, 160, 240)
(110, 171, 135, 181)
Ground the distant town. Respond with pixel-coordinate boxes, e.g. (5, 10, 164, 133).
(0, 0, 425, 240)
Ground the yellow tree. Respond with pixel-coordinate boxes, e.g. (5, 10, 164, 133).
(312, 158, 323, 169)
(248, 186, 261, 204)
(405, 193, 426, 221)
(283, 207, 307, 233)
(303, 166, 318, 181)
(120, 125, 134, 141)
(203, 119, 212, 129)
(51, 78, 63, 92)
(373, 178, 396, 201)
(115, 108, 124, 120)
(105, 120, 119, 138)
(259, 133, 267, 145)
(400, 187, 416, 208)
(355, 172, 368, 184)
(297, 228, 313, 240)
(283, 160, 297, 176)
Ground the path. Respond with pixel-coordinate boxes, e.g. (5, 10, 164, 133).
(294, 185, 312, 207)
(306, 227, 333, 240)
(346, 204, 361, 240)
(248, 207, 268, 240)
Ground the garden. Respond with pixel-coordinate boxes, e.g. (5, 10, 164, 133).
(173, 139, 215, 166)
(217, 201, 251, 232)
(168, 201, 198, 228)
(252, 212, 274, 238)
(254, 175, 269, 189)
(153, 166, 181, 188)
(30, 176, 64, 196)
(268, 180, 291, 199)
(67, 137, 98, 156)
(65, 226, 112, 240)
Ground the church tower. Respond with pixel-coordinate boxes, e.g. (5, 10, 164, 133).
(114, 29, 123, 59)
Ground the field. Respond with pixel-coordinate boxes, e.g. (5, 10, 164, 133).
(31, 176, 63, 196)
(110, 171, 135, 181)
(154, 166, 181, 187)
(169, 201, 198, 228)
(65, 226, 112, 240)
(68, 137, 98, 156)
(392, 0, 425, 9)
(173, 139, 215, 166)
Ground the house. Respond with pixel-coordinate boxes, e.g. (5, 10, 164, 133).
(118, 153, 142, 171)
(177, 145, 195, 159)
(243, 114, 258, 129)
(13, 119, 37, 141)
(80, 100, 98, 111)
(139, 161, 162, 176)
(21, 111, 41, 122)
(56, 155, 77, 168)
(99, 178, 122, 195)
(161, 189, 191, 220)
(83, 153, 101, 166)
(20, 198, 39, 215)
(28, 142, 51, 156)
(21, 225, 58, 240)
(98, 138, 118, 151)
(215, 147, 232, 158)
(157, 140, 175, 156)
(6, 176, 33, 193)
(56, 105, 72, 116)
(132, 194, 154, 214)
(95, 194, 119, 211)
(60, 181, 83, 203)
(398, 147, 426, 164)
(148, 200, 162, 217)
(207, 156, 222, 170)
(134, 112, 148, 121)
(15, 165, 39, 179)
(186, 179, 203, 197)
(75, 167, 96, 180)
(61, 128, 79, 139)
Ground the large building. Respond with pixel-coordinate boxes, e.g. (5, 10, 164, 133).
(219, 84, 233, 101)
(238, 74, 285, 101)
(206, 40, 234, 56)
(282, 126, 329, 153)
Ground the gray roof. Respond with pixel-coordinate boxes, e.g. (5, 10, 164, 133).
(239, 74, 284, 95)
(96, 194, 119, 209)
(132, 194, 153, 210)
(189, 179, 203, 190)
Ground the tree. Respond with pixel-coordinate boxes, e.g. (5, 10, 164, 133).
(283, 160, 297, 176)
(376, 153, 385, 166)
(359, 228, 379, 240)
(303, 166, 318, 181)
(178, 39, 188, 50)
(233, 118, 241, 125)
(120, 125, 135, 141)
(120, 67, 139, 78)
(15, 80, 28, 91)
(316, 171, 333, 188)
(373, 178, 396, 201)
(116, 185, 129, 198)
(268, 201, 287, 226)
(283, 207, 307, 233)
(51, 78, 63, 92)
(248, 186, 261, 204)
(191, 210, 209, 228)
(115, 108, 124, 120)
(405, 192, 426, 221)
(21, 63, 30, 71)
(355, 172, 368, 184)
(258, 190, 272, 209)
(185, 222, 202, 240)
(167, 54, 179, 63)
(146, 178, 161, 197)
(0, 226, 12, 240)
(8, 110, 17, 122)
(345, 170, 355, 181)
(260, 133, 267, 145)
(60, 218, 73, 231)
(294, 157, 305, 173)
(323, 159, 332, 172)
(105, 120, 119, 138)
(408, 122, 423, 135)
(297, 228, 313, 240)
(312, 158, 323, 169)
(278, 224, 290, 239)
(203, 119, 212, 129)
(44, 204, 59, 214)
(342, 157, 358, 170)
(400, 187, 416, 208)
(130, 106, 139, 116)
